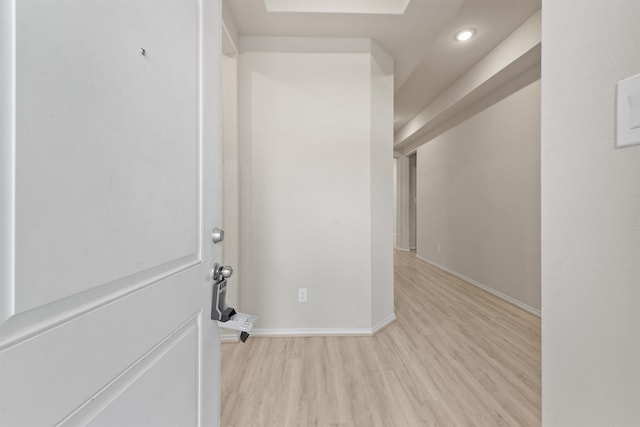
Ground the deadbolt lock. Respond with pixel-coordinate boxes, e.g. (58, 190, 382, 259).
(212, 228, 224, 244)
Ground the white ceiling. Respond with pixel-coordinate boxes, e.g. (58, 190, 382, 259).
(393, 0, 540, 131)
(223, 0, 464, 88)
(223, 0, 541, 134)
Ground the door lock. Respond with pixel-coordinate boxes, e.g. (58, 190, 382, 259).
(212, 263, 233, 282)
(211, 228, 225, 244)
(210, 262, 256, 342)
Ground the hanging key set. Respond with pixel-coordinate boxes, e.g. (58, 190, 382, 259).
(211, 229, 256, 343)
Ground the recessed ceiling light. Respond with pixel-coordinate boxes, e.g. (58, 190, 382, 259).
(454, 28, 476, 42)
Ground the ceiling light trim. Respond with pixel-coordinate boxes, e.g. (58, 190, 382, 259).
(454, 28, 477, 42)
(264, 0, 410, 15)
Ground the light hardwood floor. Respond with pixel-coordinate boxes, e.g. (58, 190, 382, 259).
(221, 250, 541, 426)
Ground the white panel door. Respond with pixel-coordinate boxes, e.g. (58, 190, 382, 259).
(0, 0, 223, 425)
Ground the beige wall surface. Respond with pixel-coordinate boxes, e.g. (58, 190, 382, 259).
(542, 1, 640, 425)
(237, 38, 394, 332)
(416, 79, 541, 312)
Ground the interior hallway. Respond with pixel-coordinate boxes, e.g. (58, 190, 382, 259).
(221, 249, 541, 426)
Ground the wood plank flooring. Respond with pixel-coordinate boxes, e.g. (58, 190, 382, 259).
(221, 250, 541, 426)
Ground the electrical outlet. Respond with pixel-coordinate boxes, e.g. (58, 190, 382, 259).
(437, 244, 441, 253)
(298, 288, 308, 303)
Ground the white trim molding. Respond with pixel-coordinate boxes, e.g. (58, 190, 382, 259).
(372, 313, 396, 334)
(220, 332, 239, 343)
(251, 314, 397, 338)
(415, 255, 541, 317)
(251, 328, 371, 337)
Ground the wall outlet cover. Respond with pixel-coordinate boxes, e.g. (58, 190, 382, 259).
(616, 74, 640, 148)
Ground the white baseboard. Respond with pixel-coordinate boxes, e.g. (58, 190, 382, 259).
(251, 314, 397, 338)
(395, 246, 411, 252)
(251, 328, 372, 337)
(415, 255, 541, 317)
(372, 313, 396, 334)
(220, 332, 240, 343)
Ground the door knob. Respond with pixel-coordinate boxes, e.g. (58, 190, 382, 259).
(212, 263, 233, 282)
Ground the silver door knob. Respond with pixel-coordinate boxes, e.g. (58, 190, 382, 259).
(212, 263, 233, 282)
(212, 228, 224, 244)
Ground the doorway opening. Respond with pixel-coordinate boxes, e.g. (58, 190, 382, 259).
(408, 153, 417, 250)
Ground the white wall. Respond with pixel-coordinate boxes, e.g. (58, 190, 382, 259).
(542, 1, 640, 425)
(416, 79, 541, 313)
(370, 42, 395, 328)
(238, 37, 394, 333)
(222, 55, 239, 316)
(409, 154, 417, 249)
(395, 154, 411, 251)
(0, 0, 12, 323)
(393, 159, 397, 235)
